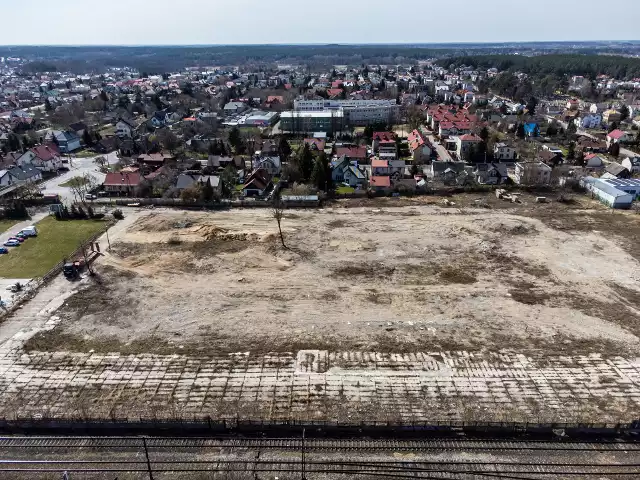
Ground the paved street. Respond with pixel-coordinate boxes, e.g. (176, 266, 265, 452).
(421, 127, 454, 162)
(40, 151, 119, 204)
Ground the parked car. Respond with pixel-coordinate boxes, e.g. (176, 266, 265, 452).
(0, 247, 8, 254)
(8, 236, 25, 243)
(85, 193, 97, 200)
(4, 239, 20, 247)
(15, 233, 27, 240)
(20, 226, 37, 237)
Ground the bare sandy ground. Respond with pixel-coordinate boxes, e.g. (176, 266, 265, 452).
(33, 203, 640, 357)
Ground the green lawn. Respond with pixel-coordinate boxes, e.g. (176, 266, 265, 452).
(336, 185, 355, 194)
(73, 150, 95, 158)
(0, 219, 21, 235)
(59, 176, 89, 188)
(0, 216, 108, 278)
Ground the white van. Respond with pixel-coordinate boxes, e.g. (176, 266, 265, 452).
(20, 226, 38, 237)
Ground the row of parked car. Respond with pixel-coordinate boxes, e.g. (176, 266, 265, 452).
(1, 226, 38, 253)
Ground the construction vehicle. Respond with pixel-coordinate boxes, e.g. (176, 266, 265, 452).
(62, 260, 85, 279)
(62, 244, 102, 280)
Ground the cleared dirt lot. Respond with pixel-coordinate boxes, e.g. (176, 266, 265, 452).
(27, 197, 640, 358)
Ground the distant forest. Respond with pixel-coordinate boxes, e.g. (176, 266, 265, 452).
(438, 54, 640, 80)
(1, 44, 640, 74)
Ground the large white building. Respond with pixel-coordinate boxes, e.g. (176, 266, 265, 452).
(292, 98, 399, 126)
(581, 177, 640, 208)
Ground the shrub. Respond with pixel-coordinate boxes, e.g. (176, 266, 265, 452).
(112, 209, 124, 220)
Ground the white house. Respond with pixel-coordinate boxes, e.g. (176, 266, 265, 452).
(514, 161, 552, 185)
(621, 156, 640, 174)
(454, 134, 482, 161)
(115, 119, 135, 138)
(0, 169, 12, 187)
(252, 155, 281, 176)
(17, 145, 62, 173)
(493, 142, 516, 161)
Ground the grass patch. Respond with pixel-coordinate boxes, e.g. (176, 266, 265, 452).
(58, 176, 89, 188)
(0, 219, 23, 234)
(72, 150, 95, 158)
(0, 216, 108, 278)
(336, 185, 355, 194)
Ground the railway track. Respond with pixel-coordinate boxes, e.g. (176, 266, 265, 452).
(0, 436, 638, 452)
(0, 436, 638, 477)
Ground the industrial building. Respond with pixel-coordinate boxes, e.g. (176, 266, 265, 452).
(580, 177, 640, 209)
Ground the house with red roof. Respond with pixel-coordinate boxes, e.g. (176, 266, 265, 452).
(103, 171, 142, 195)
(303, 138, 326, 151)
(371, 158, 406, 177)
(336, 146, 368, 163)
(606, 129, 632, 148)
(327, 88, 343, 99)
(16, 144, 62, 173)
(368, 175, 391, 191)
(407, 129, 432, 163)
(371, 132, 397, 160)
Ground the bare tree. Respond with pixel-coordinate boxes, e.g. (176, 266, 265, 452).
(68, 173, 98, 205)
(14, 181, 42, 200)
(272, 190, 287, 249)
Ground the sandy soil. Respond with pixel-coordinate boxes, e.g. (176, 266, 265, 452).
(36, 198, 640, 358)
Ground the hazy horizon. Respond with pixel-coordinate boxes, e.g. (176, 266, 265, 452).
(1, 0, 640, 46)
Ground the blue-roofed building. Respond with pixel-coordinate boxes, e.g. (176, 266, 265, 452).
(523, 123, 540, 138)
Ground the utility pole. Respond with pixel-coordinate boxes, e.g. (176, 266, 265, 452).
(301, 427, 306, 480)
(142, 437, 154, 480)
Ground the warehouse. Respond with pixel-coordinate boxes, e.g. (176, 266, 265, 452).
(580, 176, 635, 208)
(602, 178, 640, 199)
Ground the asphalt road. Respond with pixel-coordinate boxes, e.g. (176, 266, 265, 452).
(421, 126, 454, 162)
(40, 152, 119, 204)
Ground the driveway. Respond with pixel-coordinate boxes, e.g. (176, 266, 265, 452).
(40, 152, 119, 204)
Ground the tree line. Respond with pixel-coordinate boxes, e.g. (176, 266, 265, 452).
(439, 54, 640, 80)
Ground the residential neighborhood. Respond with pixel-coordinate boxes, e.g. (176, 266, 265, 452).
(0, 52, 639, 209)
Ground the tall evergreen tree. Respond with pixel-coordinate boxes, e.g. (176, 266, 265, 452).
(297, 143, 314, 182)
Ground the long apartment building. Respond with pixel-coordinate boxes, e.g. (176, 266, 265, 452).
(292, 98, 400, 126)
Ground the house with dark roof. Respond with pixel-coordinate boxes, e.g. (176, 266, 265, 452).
(242, 168, 272, 197)
(68, 122, 88, 137)
(603, 162, 631, 179)
(7, 165, 42, 183)
(176, 174, 220, 193)
(474, 163, 508, 185)
(51, 130, 81, 153)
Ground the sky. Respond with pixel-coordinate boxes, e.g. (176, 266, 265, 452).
(1, 0, 640, 45)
